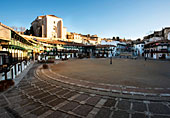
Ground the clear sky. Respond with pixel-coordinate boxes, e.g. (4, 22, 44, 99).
(1, 0, 170, 40)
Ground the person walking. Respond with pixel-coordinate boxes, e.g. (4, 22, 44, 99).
(145, 56, 147, 61)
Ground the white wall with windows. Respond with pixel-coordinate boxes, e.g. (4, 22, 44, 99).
(134, 43, 144, 56)
(168, 32, 170, 40)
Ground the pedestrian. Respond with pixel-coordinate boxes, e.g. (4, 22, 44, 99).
(145, 57, 147, 61)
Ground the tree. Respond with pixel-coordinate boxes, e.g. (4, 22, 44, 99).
(112, 37, 115, 40)
(19, 27, 26, 32)
(116, 37, 120, 41)
(136, 38, 141, 42)
(11, 26, 18, 31)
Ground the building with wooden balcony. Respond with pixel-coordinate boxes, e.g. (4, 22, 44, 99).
(144, 40, 170, 59)
(95, 45, 116, 58)
(143, 27, 170, 59)
(0, 23, 33, 81)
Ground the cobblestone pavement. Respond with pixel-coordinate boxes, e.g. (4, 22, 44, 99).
(0, 63, 170, 118)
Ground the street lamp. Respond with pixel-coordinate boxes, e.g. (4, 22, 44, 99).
(110, 49, 112, 64)
(110, 56, 112, 64)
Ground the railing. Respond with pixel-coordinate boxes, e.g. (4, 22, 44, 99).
(10, 39, 33, 50)
(0, 56, 29, 73)
(145, 50, 170, 53)
(11, 57, 29, 63)
(0, 65, 10, 73)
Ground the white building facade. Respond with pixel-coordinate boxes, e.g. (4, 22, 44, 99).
(133, 43, 144, 56)
(31, 15, 67, 39)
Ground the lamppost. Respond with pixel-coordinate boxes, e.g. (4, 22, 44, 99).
(110, 50, 112, 64)
(110, 56, 112, 64)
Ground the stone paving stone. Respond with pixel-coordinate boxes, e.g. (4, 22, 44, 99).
(0, 95, 4, 100)
(52, 100, 69, 110)
(10, 100, 29, 109)
(4, 88, 19, 95)
(14, 99, 33, 108)
(45, 110, 68, 118)
(18, 84, 32, 89)
(22, 113, 37, 118)
(95, 99, 107, 108)
(49, 87, 62, 94)
(86, 96, 101, 106)
(168, 102, 170, 107)
(19, 94, 28, 99)
(5, 91, 22, 97)
(74, 94, 89, 102)
(63, 91, 77, 98)
(132, 113, 146, 118)
(48, 98, 65, 107)
(151, 115, 170, 118)
(95, 107, 112, 118)
(0, 95, 6, 101)
(38, 109, 54, 118)
(88, 107, 100, 116)
(30, 80, 39, 83)
(0, 113, 11, 118)
(40, 95, 57, 103)
(72, 104, 93, 117)
(37, 83, 49, 88)
(11, 106, 25, 116)
(3, 106, 22, 118)
(42, 86, 55, 91)
(8, 95, 28, 104)
(0, 99, 8, 107)
(103, 98, 116, 107)
(27, 90, 42, 96)
(148, 103, 170, 115)
(66, 115, 80, 118)
(117, 100, 131, 110)
(56, 89, 70, 96)
(0, 107, 6, 114)
(59, 101, 79, 112)
(132, 102, 147, 112)
(112, 110, 129, 118)
(19, 80, 27, 83)
(15, 102, 41, 115)
(33, 81, 46, 85)
(30, 106, 50, 116)
(22, 87, 36, 93)
(30, 77, 38, 81)
(18, 81, 29, 85)
(33, 92, 49, 99)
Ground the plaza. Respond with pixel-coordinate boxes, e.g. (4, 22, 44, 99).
(0, 59, 170, 118)
(50, 58, 170, 88)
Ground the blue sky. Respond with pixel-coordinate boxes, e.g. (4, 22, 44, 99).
(1, 0, 170, 40)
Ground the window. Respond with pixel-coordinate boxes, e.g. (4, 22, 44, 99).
(18, 64, 20, 71)
(0, 56, 2, 65)
(168, 33, 170, 40)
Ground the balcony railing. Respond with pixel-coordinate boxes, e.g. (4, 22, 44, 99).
(10, 39, 33, 50)
(144, 49, 170, 53)
(0, 56, 29, 73)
